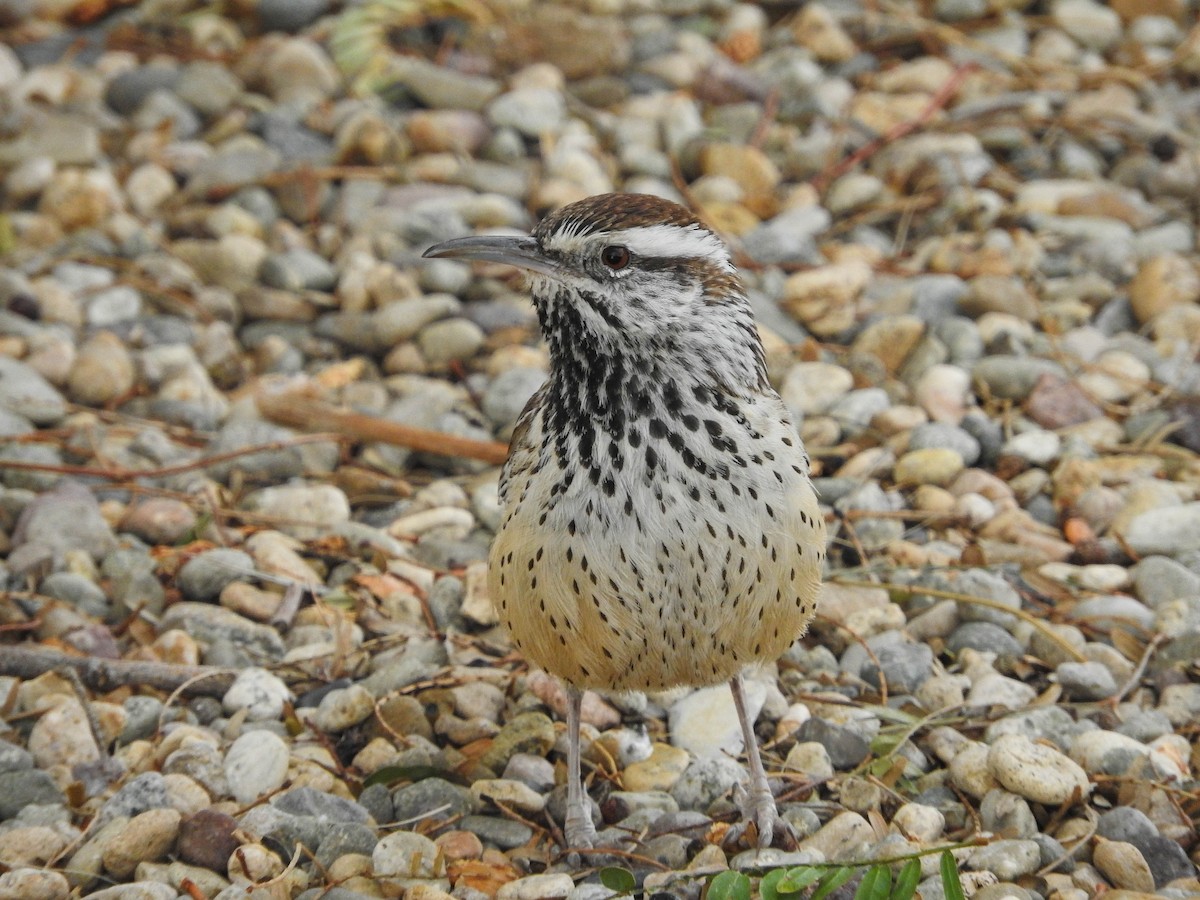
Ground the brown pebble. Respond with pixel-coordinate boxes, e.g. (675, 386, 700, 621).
(1025, 373, 1103, 429)
(178, 808, 243, 872)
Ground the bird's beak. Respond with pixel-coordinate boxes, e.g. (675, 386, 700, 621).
(422, 235, 561, 277)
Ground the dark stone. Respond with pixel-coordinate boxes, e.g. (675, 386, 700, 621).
(794, 718, 871, 769)
(179, 808, 242, 872)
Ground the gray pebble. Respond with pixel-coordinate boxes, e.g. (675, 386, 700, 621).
(1122, 503, 1200, 558)
(0, 739, 33, 775)
(458, 814, 534, 849)
(946, 622, 1024, 662)
(0, 769, 64, 819)
(38, 571, 108, 618)
(966, 838, 1041, 880)
(14, 480, 116, 560)
(742, 206, 830, 266)
(1095, 807, 1195, 886)
(314, 822, 378, 868)
(95, 772, 169, 828)
(391, 778, 476, 824)
(861, 641, 934, 695)
(669, 755, 746, 812)
(909, 422, 982, 466)
(482, 367, 545, 431)
(1067, 594, 1156, 634)
(177, 547, 254, 601)
(160, 602, 286, 660)
(979, 789, 1037, 839)
(1128, 554, 1195, 609)
(119, 696, 165, 745)
(260, 248, 337, 292)
(105, 64, 181, 115)
(972, 356, 1066, 400)
(794, 718, 871, 769)
(257, 0, 330, 32)
(0, 356, 66, 425)
(1055, 661, 1117, 701)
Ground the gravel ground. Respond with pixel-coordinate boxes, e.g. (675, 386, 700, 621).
(0, 0, 1199, 899)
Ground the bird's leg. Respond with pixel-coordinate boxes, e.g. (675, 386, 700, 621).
(729, 672, 792, 849)
(564, 683, 597, 849)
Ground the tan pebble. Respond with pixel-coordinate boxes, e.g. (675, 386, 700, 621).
(1093, 838, 1155, 892)
(849, 91, 932, 133)
(914, 363, 972, 423)
(326, 853, 373, 883)
(624, 743, 691, 792)
(0, 867, 70, 900)
(797, 811, 874, 860)
(496, 873, 575, 900)
(784, 741, 834, 780)
(471, 778, 546, 814)
(0, 826, 68, 868)
(38, 168, 121, 229)
(699, 144, 779, 213)
(28, 696, 99, 769)
(66, 330, 134, 405)
(891, 802, 945, 842)
(949, 742, 999, 799)
(988, 734, 1091, 805)
(313, 684, 375, 732)
(781, 261, 871, 337)
(119, 497, 197, 545)
(434, 830, 484, 862)
(219, 581, 282, 621)
(894, 448, 965, 487)
(228, 843, 283, 882)
(150, 629, 201, 665)
(1129, 253, 1200, 323)
(102, 808, 181, 878)
(406, 885, 457, 900)
(791, 3, 856, 62)
(871, 405, 928, 436)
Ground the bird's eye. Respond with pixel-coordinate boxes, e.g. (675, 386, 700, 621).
(600, 245, 631, 270)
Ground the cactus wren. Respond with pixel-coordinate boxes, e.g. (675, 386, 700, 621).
(424, 193, 826, 849)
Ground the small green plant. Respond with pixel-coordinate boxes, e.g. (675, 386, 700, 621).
(595, 843, 968, 900)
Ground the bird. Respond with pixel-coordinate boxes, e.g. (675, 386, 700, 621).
(423, 192, 826, 850)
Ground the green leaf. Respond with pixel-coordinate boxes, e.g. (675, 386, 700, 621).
(707, 870, 752, 900)
(853, 865, 891, 900)
(810, 866, 854, 900)
(940, 850, 966, 900)
(777, 866, 823, 893)
(892, 858, 922, 900)
(599, 866, 636, 894)
(761, 868, 810, 900)
(759, 868, 784, 900)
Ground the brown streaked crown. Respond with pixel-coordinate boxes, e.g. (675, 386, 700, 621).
(534, 193, 705, 243)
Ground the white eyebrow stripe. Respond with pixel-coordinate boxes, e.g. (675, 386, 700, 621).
(616, 224, 732, 268)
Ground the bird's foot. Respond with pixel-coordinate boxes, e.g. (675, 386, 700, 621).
(564, 809, 598, 851)
(730, 782, 797, 851)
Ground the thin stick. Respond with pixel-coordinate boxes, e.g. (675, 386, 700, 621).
(0, 434, 343, 482)
(256, 389, 509, 465)
(0, 646, 237, 697)
(810, 63, 977, 193)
